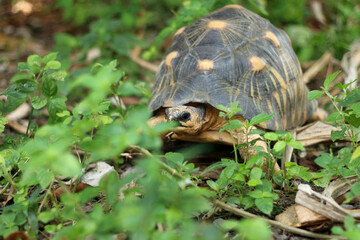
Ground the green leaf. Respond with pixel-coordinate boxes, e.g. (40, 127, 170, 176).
(314, 153, 339, 168)
(223, 162, 237, 179)
(0, 116, 7, 134)
(256, 179, 274, 193)
(52, 152, 82, 177)
(44, 225, 58, 233)
(255, 198, 273, 214)
(247, 178, 262, 187)
(248, 190, 263, 198)
(37, 168, 54, 189)
(273, 141, 286, 153)
(340, 88, 360, 106)
(264, 132, 278, 141)
(286, 162, 312, 181)
(45, 60, 61, 70)
(324, 71, 341, 90)
(331, 128, 346, 141)
(332, 83, 344, 90)
(229, 101, 240, 110)
(250, 167, 262, 180)
(42, 77, 58, 97)
(15, 79, 38, 93)
(10, 73, 31, 83)
(201, 161, 226, 176)
(56, 110, 70, 117)
(221, 219, 271, 240)
(229, 119, 244, 130)
(219, 112, 226, 118)
(27, 54, 42, 65)
(250, 113, 274, 126)
(27, 54, 42, 73)
(117, 81, 142, 97)
(245, 154, 263, 169)
(344, 215, 355, 231)
(38, 210, 57, 224)
(165, 152, 184, 165)
(350, 146, 360, 162)
(344, 113, 360, 128)
(43, 52, 58, 63)
(108, 59, 118, 70)
(287, 140, 304, 150)
(307, 90, 324, 100)
(49, 70, 67, 81)
(47, 97, 67, 123)
(17, 62, 31, 72)
(349, 102, 360, 117)
(331, 226, 344, 235)
(249, 128, 265, 135)
(326, 112, 341, 123)
(216, 104, 228, 113)
(31, 96, 47, 109)
(63, 116, 73, 125)
(206, 180, 219, 191)
(0, 85, 29, 114)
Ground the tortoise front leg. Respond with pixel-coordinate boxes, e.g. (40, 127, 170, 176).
(232, 126, 280, 173)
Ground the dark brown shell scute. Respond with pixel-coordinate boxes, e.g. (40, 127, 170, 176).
(149, 5, 317, 130)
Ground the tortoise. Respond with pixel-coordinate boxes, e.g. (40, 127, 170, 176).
(148, 5, 322, 171)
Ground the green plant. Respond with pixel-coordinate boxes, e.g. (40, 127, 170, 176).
(309, 71, 360, 147)
(332, 215, 360, 240)
(0, 54, 250, 239)
(0, 53, 67, 132)
(204, 102, 315, 214)
(307, 72, 360, 237)
(263, 131, 309, 190)
(308, 71, 360, 187)
(202, 103, 278, 215)
(222, 218, 272, 240)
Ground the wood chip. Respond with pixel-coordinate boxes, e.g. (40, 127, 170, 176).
(276, 204, 329, 228)
(296, 121, 342, 147)
(295, 184, 353, 222)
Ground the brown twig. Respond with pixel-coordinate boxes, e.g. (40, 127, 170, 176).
(6, 120, 27, 134)
(303, 51, 334, 84)
(130, 47, 158, 73)
(212, 198, 346, 239)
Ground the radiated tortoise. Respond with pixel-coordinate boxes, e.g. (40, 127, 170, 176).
(149, 5, 321, 172)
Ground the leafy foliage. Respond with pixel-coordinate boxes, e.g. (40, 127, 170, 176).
(308, 72, 360, 188)
(1, 0, 360, 238)
(308, 73, 360, 237)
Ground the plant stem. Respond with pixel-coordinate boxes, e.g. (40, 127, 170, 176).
(2, 169, 17, 191)
(245, 127, 250, 163)
(38, 178, 55, 214)
(282, 151, 289, 192)
(26, 106, 34, 137)
(230, 129, 238, 163)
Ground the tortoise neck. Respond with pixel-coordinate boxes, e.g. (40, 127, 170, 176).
(201, 105, 245, 131)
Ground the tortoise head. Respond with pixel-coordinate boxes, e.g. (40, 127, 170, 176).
(165, 104, 206, 135)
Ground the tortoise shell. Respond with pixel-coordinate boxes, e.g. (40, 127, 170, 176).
(149, 5, 317, 130)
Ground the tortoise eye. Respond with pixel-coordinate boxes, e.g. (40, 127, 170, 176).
(178, 111, 191, 122)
